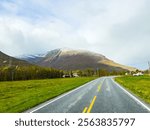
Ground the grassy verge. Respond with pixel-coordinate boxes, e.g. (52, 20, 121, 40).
(115, 76, 150, 104)
(0, 77, 96, 113)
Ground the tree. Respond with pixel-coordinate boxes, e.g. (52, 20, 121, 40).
(98, 69, 108, 76)
(0, 65, 64, 81)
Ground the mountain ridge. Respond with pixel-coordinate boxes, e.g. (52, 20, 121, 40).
(18, 48, 136, 72)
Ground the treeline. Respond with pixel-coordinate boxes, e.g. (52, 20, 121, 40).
(144, 70, 150, 75)
(0, 66, 127, 81)
(65, 68, 126, 77)
(0, 66, 63, 81)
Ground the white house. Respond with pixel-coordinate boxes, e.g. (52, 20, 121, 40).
(133, 72, 143, 76)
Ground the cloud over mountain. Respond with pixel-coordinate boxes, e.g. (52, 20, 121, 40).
(0, 0, 150, 69)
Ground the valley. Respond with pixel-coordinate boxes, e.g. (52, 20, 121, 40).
(0, 49, 149, 113)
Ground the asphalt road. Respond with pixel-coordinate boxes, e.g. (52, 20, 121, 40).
(27, 77, 150, 113)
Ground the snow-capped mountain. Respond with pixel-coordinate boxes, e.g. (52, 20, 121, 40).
(18, 48, 136, 71)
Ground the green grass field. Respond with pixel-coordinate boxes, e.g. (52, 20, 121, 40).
(115, 76, 150, 104)
(0, 77, 96, 113)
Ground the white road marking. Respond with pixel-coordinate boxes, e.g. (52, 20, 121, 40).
(28, 78, 100, 113)
(68, 95, 82, 108)
(111, 78, 150, 112)
(106, 86, 110, 92)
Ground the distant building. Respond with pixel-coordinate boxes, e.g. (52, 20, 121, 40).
(73, 73, 79, 77)
(62, 75, 71, 78)
(133, 72, 143, 76)
(62, 73, 79, 78)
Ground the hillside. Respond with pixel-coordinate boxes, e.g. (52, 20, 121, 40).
(20, 48, 136, 72)
(0, 51, 32, 67)
(0, 51, 63, 81)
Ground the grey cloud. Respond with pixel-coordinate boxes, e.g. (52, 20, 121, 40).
(0, 0, 149, 70)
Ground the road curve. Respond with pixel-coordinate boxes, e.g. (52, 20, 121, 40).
(26, 77, 150, 113)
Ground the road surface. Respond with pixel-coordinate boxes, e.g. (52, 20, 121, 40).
(26, 77, 150, 113)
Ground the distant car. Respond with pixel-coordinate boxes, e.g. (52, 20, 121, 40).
(133, 72, 143, 76)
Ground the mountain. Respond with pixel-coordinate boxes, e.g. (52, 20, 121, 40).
(19, 48, 136, 72)
(17, 53, 46, 64)
(0, 51, 32, 67)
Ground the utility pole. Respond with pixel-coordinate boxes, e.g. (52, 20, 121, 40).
(9, 57, 14, 81)
(148, 61, 150, 75)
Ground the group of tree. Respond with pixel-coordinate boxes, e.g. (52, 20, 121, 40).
(0, 65, 63, 81)
(0, 65, 128, 82)
(144, 69, 150, 75)
(66, 68, 126, 77)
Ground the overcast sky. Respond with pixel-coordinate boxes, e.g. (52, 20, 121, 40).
(0, 0, 150, 70)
